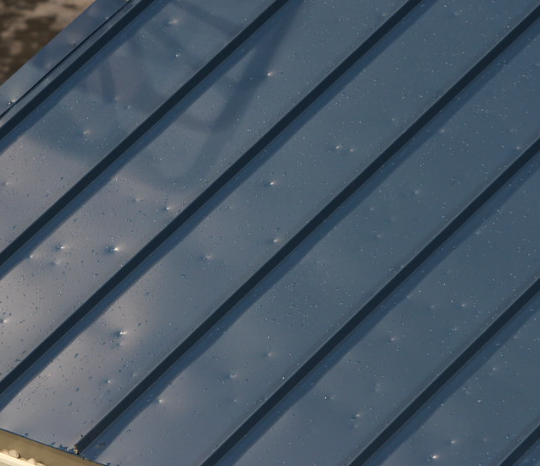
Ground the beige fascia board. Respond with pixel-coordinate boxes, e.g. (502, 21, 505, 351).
(0, 429, 101, 466)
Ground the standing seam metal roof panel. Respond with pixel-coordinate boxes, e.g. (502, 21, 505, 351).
(1, 0, 540, 465)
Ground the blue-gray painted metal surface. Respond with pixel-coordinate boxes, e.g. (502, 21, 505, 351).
(1, 0, 540, 465)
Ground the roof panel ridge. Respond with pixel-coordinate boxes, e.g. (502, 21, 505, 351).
(202, 5, 540, 464)
(0, 0, 294, 399)
(0, 0, 536, 463)
(78, 4, 540, 465)
(499, 404, 540, 464)
(195, 127, 540, 466)
(64, 0, 480, 457)
(0, 0, 292, 278)
(348, 149, 540, 464)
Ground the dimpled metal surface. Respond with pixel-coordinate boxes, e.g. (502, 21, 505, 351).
(2, 1, 540, 465)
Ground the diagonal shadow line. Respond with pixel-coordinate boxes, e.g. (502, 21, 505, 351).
(0, 0, 418, 410)
(147, 1, 241, 72)
(498, 419, 540, 465)
(196, 128, 540, 466)
(347, 161, 540, 465)
(74, 1, 540, 459)
(350, 258, 540, 464)
(211, 138, 540, 466)
(0, 0, 300, 283)
(352, 264, 540, 466)
(0, 0, 154, 136)
(0, 0, 292, 271)
(69, 0, 428, 454)
(180, 1, 241, 36)
(0, 0, 292, 392)
(177, 1, 303, 183)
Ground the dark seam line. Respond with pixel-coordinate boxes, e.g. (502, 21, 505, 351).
(498, 418, 540, 464)
(349, 159, 540, 465)
(0, 0, 291, 276)
(79, 1, 540, 459)
(354, 281, 540, 465)
(198, 120, 540, 466)
(0, 0, 151, 135)
(72, 0, 426, 454)
(0, 0, 291, 395)
(196, 6, 540, 466)
(0, 0, 130, 122)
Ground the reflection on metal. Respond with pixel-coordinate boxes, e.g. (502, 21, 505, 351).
(2, 0, 540, 465)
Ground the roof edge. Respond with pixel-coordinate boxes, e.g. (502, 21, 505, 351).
(0, 429, 101, 466)
(0, 0, 128, 119)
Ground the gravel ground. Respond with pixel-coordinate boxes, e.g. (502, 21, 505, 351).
(0, 0, 94, 85)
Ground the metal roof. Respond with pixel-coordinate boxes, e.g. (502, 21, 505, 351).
(1, 0, 540, 465)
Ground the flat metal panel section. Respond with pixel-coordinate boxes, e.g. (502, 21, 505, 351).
(0, 0, 406, 391)
(364, 276, 540, 465)
(207, 21, 540, 466)
(81, 9, 540, 466)
(1, 1, 540, 466)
